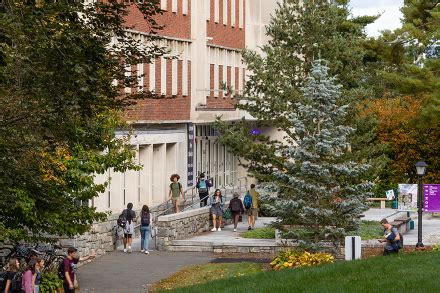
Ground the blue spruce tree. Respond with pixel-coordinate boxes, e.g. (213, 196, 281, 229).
(270, 61, 373, 252)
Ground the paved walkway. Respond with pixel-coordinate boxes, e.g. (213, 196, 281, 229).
(76, 251, 214, 293)
(362, 208, 440, 245)
(77, 209, 440, 292)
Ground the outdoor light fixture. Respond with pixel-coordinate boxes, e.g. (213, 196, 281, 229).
(415, 160, 428, 176)
(415, 160, 428, 248)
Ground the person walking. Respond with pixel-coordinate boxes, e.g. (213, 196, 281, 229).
(168, 174, 184, 213)
(197, 173, 212, 207)
(140, 205, 151, 254)
(229, 192, 245, 232)
(3, 258, 20, 293)
(62, 247, 95, 293)
(210, 189, 225, 231)
(22, 258, 38, 293)
(247, 184, 260, 230)
(122, 202, 137, 253)
(378, 218, 401, 256)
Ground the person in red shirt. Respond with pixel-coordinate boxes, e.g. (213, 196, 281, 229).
(63, 247, 95, 293)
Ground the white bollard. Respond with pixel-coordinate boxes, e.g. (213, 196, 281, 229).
(345, 236, 361, 261)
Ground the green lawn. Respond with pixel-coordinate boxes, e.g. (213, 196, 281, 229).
(359, 220, 383, 240)
(240, 221, 382, 240)
(153, 262, 263, 292)
(161, 251, 440, 292)
(240, 227, 275, 239)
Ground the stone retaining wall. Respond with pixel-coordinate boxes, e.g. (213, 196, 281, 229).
(156, 205, 233, 250)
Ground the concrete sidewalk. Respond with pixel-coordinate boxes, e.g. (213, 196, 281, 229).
(76, 251, 214, 293)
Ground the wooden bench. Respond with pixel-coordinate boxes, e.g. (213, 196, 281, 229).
(367, 198, 388, 209)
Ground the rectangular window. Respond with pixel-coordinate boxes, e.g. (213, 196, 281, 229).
(137, 63, 144, 91)
(172, 0, 177, 13)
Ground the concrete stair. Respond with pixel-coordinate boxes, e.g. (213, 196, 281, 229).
(166, 245, 214, 252)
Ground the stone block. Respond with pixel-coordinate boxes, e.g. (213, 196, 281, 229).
(250, 247, 261, 253)
(237, 247, 250, 253)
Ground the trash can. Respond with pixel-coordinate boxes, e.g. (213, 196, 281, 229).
(410, 220, 415, 230)
(391, 198, 398, 209)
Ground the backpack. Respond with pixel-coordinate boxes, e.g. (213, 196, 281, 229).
(141, 212, 150, 226)
(57, 258, 66, 280)
(231, 199, 242, 213)
(11, 272, 22, 292)
(117, 212, 127, 228)
(243, 192, 252, 209)
(198, 179, 208, 193)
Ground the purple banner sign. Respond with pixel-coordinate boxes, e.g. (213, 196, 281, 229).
(424, 184, 440, 212)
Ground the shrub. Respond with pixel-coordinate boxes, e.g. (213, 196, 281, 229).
(270, 251, 334, 271)
(39, 272, 63, 293)
(432, 243, 440, 251)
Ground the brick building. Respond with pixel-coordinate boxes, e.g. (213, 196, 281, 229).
(93, 0, 278, 213)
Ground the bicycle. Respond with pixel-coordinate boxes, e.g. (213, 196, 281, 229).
(0, 243, 42, 270)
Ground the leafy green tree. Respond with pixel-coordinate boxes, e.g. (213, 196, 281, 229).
(216, 0, 381, 184)
(269, 61, 372, 251)
(360, 1, 439, 185)
(0, 0, 165, 241)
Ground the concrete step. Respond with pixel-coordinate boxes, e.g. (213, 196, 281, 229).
(171, 240, 214, 246)
(166, 245, 214, 252)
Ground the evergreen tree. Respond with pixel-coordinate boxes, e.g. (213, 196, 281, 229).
(270, 61, 372, 251)
(216, 0, 383, 186)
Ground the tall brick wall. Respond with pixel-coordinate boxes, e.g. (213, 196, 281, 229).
(125, 2, 191, 39)
(125, 60, 191, 121)
(207, 0, 245, 49)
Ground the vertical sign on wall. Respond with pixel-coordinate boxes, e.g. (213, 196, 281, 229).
(187, 123, 195, 187)
(424, 184, 440, 212)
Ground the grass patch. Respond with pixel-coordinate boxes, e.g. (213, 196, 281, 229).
(153, 262, 263, 292)
(240, 222, 381, 240)
(240, 227, 275, 239)
(359, 220, 383, 240)
(164, 251, 440, 292)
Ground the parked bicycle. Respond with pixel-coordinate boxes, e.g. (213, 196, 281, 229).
(0, 243, 64, 272)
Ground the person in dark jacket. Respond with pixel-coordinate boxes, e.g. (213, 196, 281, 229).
(229, 192, 245, 232)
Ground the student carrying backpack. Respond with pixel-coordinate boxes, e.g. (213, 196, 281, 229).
(243, 191, 252, 209)
(117, 212, 127, 228)
(197, 173, 212, 207)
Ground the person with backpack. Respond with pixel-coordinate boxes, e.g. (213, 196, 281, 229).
(378, 218, 401, 255)
(140, 205, 151, 254)
(2, 258, 20, 293)
(246, 184, 260, 230)
(60, 247, 95, 293)
(122, 202, 137, 253)
(229, 192, 245, 232)
(168, 174, 184, 213)
(22, 258, 38, 293)
(210, 189, 225, 231)
(197, 173, 212, 207)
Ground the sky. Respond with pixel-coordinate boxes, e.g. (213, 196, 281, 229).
(349, 0, 404, 37)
